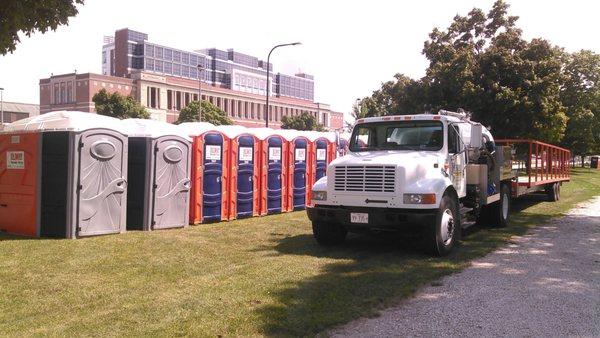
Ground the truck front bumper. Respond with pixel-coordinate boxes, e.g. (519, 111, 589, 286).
(306, 205, 437, 231)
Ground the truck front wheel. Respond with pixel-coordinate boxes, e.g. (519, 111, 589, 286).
(312, 222, 347, 246)
(427, 195, 460, 256)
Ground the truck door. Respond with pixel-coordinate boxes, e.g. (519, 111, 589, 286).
(448, 124, 467, 198)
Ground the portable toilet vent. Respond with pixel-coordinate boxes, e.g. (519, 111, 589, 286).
(249, 128, 288, 215)
(215, 125, 260, 220)
(0, 111, 128, 238)
(278, 130, 312, 212)
(121, 119, 192, 231)
(179, 122, 229, 224)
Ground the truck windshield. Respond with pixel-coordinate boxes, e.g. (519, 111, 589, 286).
(349, 120, 444, 152)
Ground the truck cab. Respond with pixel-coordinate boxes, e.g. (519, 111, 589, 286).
(307, 110, 513, 255)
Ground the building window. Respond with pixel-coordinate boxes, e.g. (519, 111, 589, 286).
(173, 50, 181, 62)
(155, 60, 163, 72)
(66, 81, 73, 103)
(167, 90, 173, 110)
(238, 101, 242, 118)
(60, 82, 66, 104)
(164, 48, 172, 61)
(176, 91, 182, 110)
(164, 62, 172, 74)
(223, 98, 229, 113)
(155, 47, 163, 59)
(146, 44, 154, 57)
(53, 83, 59, 104)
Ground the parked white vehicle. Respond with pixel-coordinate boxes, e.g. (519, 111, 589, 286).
(307, 110, 514, 255)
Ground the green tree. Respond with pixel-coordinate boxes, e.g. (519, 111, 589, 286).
(1, 0, 84, 55)
(176, 100, 233, 125)
(281, 112, 325, 131)
(561, 50, 600, 164)
(92, 89, 150, 119)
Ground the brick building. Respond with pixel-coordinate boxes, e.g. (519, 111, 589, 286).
(40, 28, 344, 130)
(1, 101, 39, 124)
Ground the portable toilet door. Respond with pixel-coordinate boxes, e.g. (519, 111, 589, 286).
(0, 111, 128, 238)
(122, 119, 192, 231)
(282, 131, 312, 211)
(215, 125, 260, 220)
(250, 128, 288, 215)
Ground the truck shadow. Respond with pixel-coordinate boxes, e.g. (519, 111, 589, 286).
(253, 207, 562, 335)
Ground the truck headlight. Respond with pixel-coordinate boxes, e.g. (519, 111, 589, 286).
(312, 191, 327, 201)
(403, 193, 436, 204)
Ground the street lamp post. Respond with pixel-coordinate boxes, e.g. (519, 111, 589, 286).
(265, 42, 301, 128)
(197, 65, 204, 122)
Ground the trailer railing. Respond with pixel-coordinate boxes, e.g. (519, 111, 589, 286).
(495, 139, 571, 193)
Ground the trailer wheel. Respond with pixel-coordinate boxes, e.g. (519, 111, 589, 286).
(489, 183, 511, 228)
(545, 183, 559, 202)
(312, 222, 347, 246)
(427, 194, 460, 256)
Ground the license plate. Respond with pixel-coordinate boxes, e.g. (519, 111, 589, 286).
(350, 212, 369, 224)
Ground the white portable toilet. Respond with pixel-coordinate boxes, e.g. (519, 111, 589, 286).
(121, 119, 192, 231)
(0, 111, 128, 238)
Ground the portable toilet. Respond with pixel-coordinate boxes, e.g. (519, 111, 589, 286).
(179, 122, 229, 224)
(277, 129, 312, 211)
(0, 111, 128, 238)
(305, 131, 338, 204)
(249, 128, 288, 215)
(121, 119, 192, 230)
(214, 125, 260, 220)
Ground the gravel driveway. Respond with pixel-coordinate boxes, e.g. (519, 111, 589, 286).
(331, 197, 600, 337)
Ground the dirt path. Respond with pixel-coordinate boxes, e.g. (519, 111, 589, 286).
(331, 197, 600, 337)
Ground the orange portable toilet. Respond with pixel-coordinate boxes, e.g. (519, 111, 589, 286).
(305, 131, 338, 205)
(214, 125, 260, 220)
(249, 128, 288, 215)
(0, 111, 128, 238)
(278, 130, 312, 212)
(179, 122, 230, 224)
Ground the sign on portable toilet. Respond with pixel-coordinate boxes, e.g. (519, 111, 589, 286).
(249, 128, 288, 215)
(121, 119, 192, 231)
(179, 122, 229, 224)
(277, 129, 312, 212)
(0, 111, 128, 238)
(214, 125, 260, 220)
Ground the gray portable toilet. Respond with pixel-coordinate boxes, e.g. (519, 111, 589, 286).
(2, 111, 128, 238)
(121, 119, 192, 230)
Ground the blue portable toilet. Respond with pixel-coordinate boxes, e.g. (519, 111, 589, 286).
(250, 128, 288, 215)
(278, 130, 311, 212)
(215, 125, 260, 220)
(179, 122, 230, 224)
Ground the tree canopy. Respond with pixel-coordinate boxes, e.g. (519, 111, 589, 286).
(176, 100, 233, 125)
(281, 112, 325, 131)
(358, 0, 600, 156)
(92, 89, 150, 119)
(1, 0, 84, 55)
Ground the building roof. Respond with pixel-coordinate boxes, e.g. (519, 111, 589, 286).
(2, 101, 39, 116)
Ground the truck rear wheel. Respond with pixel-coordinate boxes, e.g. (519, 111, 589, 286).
(312, 222, 347, 246)
(488, 183, 511, 228)
(427, 195, 460, 256)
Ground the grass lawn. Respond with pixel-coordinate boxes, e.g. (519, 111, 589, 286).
(1, 168, 599, 336)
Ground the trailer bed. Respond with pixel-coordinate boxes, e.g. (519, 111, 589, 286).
(496, 139, 571, 197)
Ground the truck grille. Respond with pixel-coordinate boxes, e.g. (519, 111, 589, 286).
(334, 165, 396, 193)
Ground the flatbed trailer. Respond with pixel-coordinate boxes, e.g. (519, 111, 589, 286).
(495, 139, 571, 198)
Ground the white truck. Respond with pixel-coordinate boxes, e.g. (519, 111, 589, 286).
(307, 110, 515, 255)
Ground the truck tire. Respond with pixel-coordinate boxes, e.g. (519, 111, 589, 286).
(545, 183, 559, 202)
(312, 222, 347, 246)
(427, 194, 460, 256)
(488, 183, 511, 228)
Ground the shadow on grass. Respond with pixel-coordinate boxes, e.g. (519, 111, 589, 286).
(254, 208, 555, 336)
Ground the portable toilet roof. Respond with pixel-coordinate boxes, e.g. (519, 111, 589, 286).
(304, 130, 337, 143)
(273, 128, 303, 141)
(214, 125, 251, 139)
(121, 118, 191, 141)
(247, 127, 279, 140)
(178, 122, 216, 137)
(2, 110, 126, 134)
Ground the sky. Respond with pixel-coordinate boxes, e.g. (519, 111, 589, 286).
(1, 0, 599, 120)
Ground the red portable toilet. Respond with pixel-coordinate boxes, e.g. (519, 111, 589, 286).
(121, 119, 192, 231)
(277, 130, 312, 212)
(249, 128, 288, 215)
(214, 125, 260, 220)
(179, 122, 230, 224)
(305, 131, 337, 205)
(0, 111, 128, 238)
